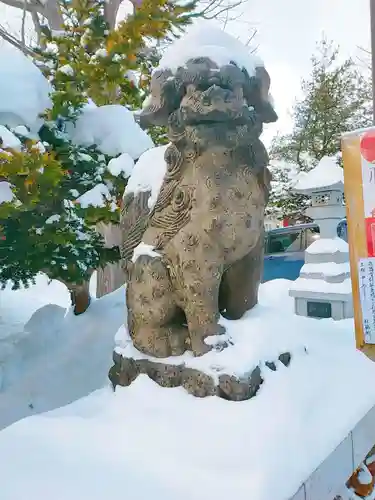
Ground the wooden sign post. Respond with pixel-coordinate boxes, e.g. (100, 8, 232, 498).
(342, 128, 375, 360)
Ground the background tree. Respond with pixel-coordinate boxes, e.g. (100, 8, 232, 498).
(266, 160, 311, 224)
(268, 38, 372, 222)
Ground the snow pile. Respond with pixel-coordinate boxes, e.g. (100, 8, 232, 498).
(125, 144, 169, 210)
(0, 273, 123, 430)
(294, 156, 344, 192)
(0, 45, 51, 132)
(1, 280, 375, 500)
(58, 64, 75, 77)
(0, 125, 21, 149)
(71, 105, 154, 159)
(107, 152, 134, 177)
(0, 181, 14, 204)
(0, 275, 70, 332)
(78, 183, 115, 209)
(157, 21, 263, 77)
(12, 125, 31, 137)
(123, 145, 169, 262)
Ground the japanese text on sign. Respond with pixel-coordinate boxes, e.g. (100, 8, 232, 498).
(358, 258, 375, 343)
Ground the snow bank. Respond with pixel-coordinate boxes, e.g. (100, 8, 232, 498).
(0, 45, 51, 132)
(157, 21, 263, 77)
(1, 280, 375, 500)
(0, 275, 122, 430)
(71, 105, 154, 159)
(125, 144, 168, 210)
(0, 275, 70, 337)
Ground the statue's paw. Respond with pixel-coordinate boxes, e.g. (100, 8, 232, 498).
(204, 330, 233, 353)
(203, 323, 226, 338)
(190, 338, 212, 357)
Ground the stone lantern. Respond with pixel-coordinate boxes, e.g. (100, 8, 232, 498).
(289, 156, 353, 320)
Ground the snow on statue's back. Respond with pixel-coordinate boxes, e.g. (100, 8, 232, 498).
(124, 144, 169, 211)
(0, 45, 51, 132)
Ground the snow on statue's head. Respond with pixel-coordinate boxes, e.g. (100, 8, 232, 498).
(140, 23, 277, 129)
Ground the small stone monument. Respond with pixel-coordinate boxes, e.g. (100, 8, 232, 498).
(289, 156, 353, 320)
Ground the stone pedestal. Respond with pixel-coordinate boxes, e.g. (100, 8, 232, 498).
(109, 326, 294, 401)
(109, 349, 293, 402)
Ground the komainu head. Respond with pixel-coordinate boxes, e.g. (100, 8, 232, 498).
(140, 57, 278, 130)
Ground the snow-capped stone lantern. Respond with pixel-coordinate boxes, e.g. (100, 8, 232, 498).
(289, 156, 353, 320)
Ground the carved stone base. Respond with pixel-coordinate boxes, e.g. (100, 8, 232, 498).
(108, 350, 293, 402)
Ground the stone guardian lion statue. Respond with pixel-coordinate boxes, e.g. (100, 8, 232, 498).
(120, 57, 277, 358)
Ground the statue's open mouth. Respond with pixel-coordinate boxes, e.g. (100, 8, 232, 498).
(180, 105, 256, 127)
(182, 115, 250, 126)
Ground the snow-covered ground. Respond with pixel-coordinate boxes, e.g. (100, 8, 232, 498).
(0, 278, 375, 500)
(0, 273, 124, 430)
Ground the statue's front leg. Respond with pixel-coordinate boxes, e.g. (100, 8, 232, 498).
(219, 234, 264, 320)
(184, 273, 224, 356)
(170, 229, 224, 356)
(127, 254, 182, 358)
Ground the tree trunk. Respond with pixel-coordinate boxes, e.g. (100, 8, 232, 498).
(96, 261, 125, 298)
(69, 280, 91, 316)
(42, 271, 92, 316)
(96, 221, 125, 298)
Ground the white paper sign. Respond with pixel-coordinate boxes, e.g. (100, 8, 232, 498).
(358, 258, 375, 343)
